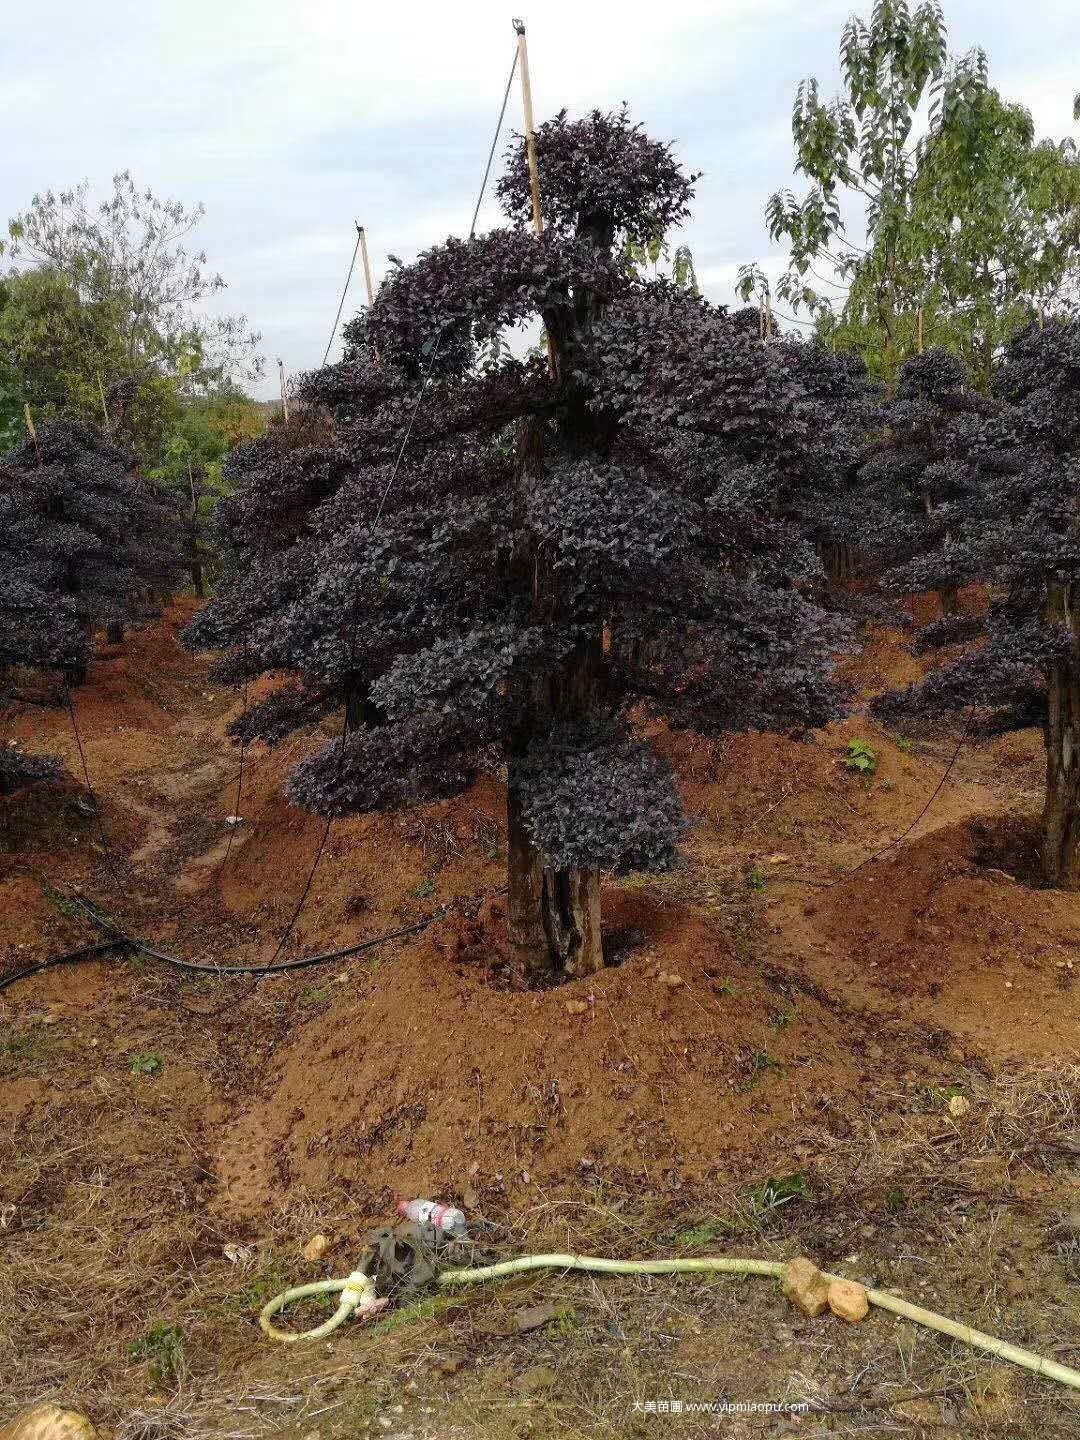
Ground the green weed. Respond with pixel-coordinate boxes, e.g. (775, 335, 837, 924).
(671, 1217, 740, 1250)
(844, 738, 878, 775)
(1, 1023, 51, 1071)
(130, 1051, 163, 1076)
(740, 1050, 786, 1091)
(748, 1171, 807, 1217)
(299, 984, 333, 1008)
(128, 1322, 186, 1388)
(223, 1254, 293, 1315)
(745, 865, 768, 893)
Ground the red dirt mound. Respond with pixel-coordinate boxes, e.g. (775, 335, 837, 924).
(769, 815, 1080, 1060)
(214, 884, 910, 1220)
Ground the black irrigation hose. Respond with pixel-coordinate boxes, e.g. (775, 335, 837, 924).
(0, 939, 128, 994)
(0, 914, 440, 995)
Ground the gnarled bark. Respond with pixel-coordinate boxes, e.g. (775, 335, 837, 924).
(506, 759, 603, 982)
(1043, 582, 1080, 889)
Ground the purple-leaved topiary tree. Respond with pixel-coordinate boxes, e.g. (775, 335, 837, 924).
(189, 107, 865, 979)
(0, 420, 180, 793)
(875, 320, 1080, 887)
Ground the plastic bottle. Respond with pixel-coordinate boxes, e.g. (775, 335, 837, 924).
(397, 1198, 467, 1235)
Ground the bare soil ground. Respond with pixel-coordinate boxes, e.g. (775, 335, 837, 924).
(2, 600, 1079, 1439)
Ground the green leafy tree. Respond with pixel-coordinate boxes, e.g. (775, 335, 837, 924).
(1, 172, 263, 460)
(146, 389, 269, 594)
(740, 1, 1080, 384)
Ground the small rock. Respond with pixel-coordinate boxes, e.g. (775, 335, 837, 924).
(512, 1300, 559, 1333)
(302, 1233, 331, 1262)
(565, 999, 589, 1015)
(434, 1353, 466, 1376)
(782, 1257, 831, 1317)
(827, 1278, 869, 1323)
(661, 972, 684, 988)
(225, 814, 244, 826)
(948, 1094, 971, 1119)
(517, 1364, 557, 1394)
(223, 1242, 253, 1264)
(0, 1408, 98, 1440)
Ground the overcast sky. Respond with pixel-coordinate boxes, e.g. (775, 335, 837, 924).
(6, 1, 1079, 398)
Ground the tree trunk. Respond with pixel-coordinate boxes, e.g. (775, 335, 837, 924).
(821, 541, 860, 588)
(345, 683, 384, 733)
(106, 621, 124, 645)
(1043, 581, 1080, 888)
(939, 585, 960, 616)
(505, 641, 605, 983)
(506, 761, 603, 982)
(504, 419, 604, 984)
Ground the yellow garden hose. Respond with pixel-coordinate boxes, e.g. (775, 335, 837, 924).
(259, 1251, 1080, 1393)
(259, 1268, 388, 1342)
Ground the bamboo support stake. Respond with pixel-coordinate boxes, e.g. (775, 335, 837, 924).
(358, 225, 376, 307)
(278, 359, 290, 424)
(513, 20, 543, 237)
(513, 19, 556, 377)
(23, 404, 37, 443)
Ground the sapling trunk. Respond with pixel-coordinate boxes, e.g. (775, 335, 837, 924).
(1043, 582, 1080, 889)
(821, 541, 860, 588)
(940, 585, 960, 616)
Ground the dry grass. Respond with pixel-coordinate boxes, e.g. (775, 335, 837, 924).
(4, 1060, 1079, 1437)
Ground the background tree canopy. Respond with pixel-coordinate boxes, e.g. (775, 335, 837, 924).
(0, 172, 263, 464)
(740, 0, 1080, 385)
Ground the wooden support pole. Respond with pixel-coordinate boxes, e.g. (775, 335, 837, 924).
(277, 358, 290, 424)
(513, 20, 543, 238)
(23, 403, 37, 443)
(358, 224, 376, 307)
(513, 19, 555, 377)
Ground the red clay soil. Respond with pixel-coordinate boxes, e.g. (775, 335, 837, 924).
(2, 599, 1078, 1235)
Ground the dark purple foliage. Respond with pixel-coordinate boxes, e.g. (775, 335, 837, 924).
(0, 421, 182, 792)
(838, 348, 998, 596)
(190, 109, 860, 876)
(873, 321, 1080, 733)
(0, 741, 65, 798)
(496, 106, 697, 242)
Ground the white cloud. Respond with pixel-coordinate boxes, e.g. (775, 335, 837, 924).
(4, 0, 1078, 394)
